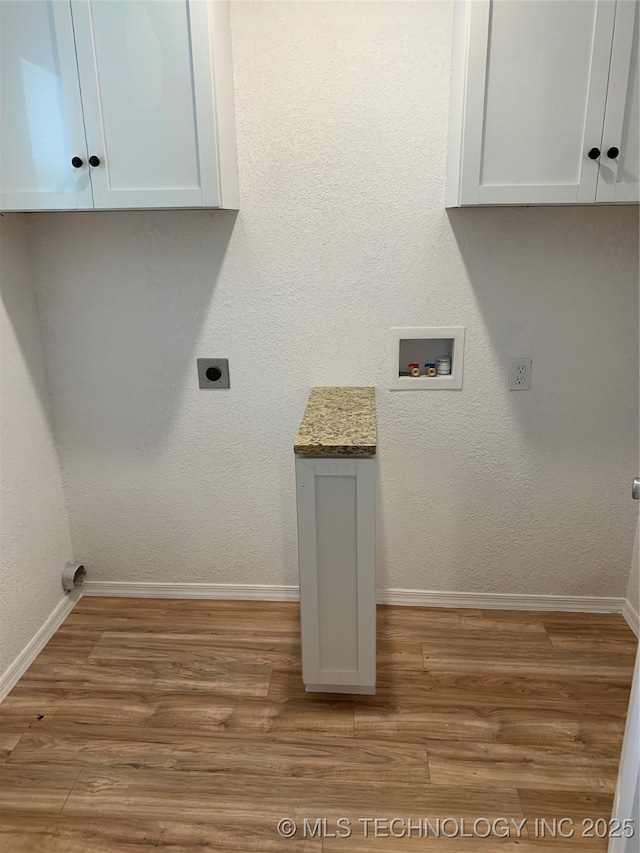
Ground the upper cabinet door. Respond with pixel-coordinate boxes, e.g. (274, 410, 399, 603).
(447, 0, 617, 207)
(0, 0, 93, 211)
(70, 0, 236, 209)
(597, 0, 640, 202)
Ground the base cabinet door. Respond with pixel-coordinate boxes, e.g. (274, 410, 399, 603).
(295, 457, 376, 694)
(0, 0, 92, 211)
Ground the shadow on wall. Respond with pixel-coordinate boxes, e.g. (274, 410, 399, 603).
(448, 204, 639, 460)
(27, 209, 237, 455)
(445, 204, 639, 595)
(0, 213, 56, 438)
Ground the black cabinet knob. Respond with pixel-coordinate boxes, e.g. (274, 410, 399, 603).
(607, 146, 620, 159)
(89, 155, 101, 167)
(587, 147, 601, 160)
(71, 156, 83, 168)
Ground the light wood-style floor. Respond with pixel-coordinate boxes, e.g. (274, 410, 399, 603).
(0, 598, 636, 852)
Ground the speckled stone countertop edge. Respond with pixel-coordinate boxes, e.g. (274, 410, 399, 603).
(294, 386, 377, 457)
(294, 443, 377, 457)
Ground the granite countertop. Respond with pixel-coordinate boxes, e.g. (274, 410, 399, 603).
(294, 387, 377, 457)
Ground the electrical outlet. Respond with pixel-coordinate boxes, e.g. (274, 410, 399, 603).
(197, 358, 230, 389)
(509, 357, 531, 391)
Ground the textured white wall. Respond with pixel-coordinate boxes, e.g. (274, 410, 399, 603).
(0, 215, 73, 673)
(27, 1, 638, 597)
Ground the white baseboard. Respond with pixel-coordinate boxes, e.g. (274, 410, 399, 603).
(83, 581, 627, 616)
(622, 599, 639, 637)
(0, 591, 79, 703)
(376, 588, 626, 613)
(82, 581, 300, 601)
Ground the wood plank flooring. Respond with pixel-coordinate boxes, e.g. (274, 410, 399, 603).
(0, 598, 636, 852)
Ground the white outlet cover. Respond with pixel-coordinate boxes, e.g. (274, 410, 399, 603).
(509, 357, 532, 391)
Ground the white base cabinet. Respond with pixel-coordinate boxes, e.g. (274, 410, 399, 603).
(295, 457, 376, 695)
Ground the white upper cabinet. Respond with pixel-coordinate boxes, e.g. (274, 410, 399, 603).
(447, 0, 640, 207)
(0, 1, 92, 210)
(0, 0, 238, 211)
(597, 0, 640, 201)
